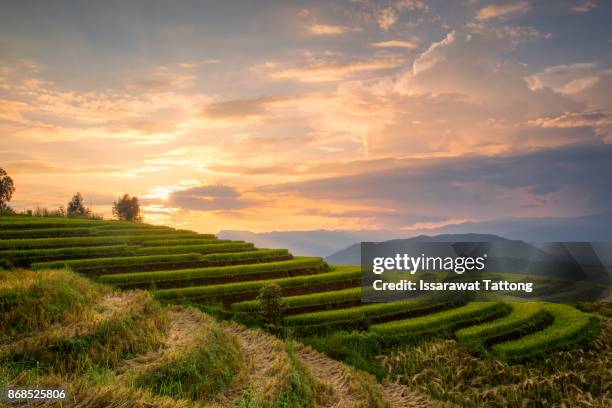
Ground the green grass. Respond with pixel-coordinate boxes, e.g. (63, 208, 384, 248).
(134, 242, 254, 256)
(284, 299, 439, 327)
(99, 257, 327, 286)
(132, 233, 216, 241)
(195, 248, 290, 263)
(153, 267, 360, 302)
(455, 302, 550, 351)
(0, 234, 216, 250)
(0, 226, 200, 239)
(91, 228, 196, 236)
(370, 302, 511, 338)
(0, 221, 104, 229)
(492, 303, 600, 362)
(90, 224, 171, 230)
(139, 238, 224, 247)
(31, 253, 204, 272)
(232, 287, 362, 313)
(0, 227, 94, 239)
(0, 245, 133, 265)
(0, 216, 141, 227)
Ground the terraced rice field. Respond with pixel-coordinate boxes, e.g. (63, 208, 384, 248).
(0, 215, 608, 407)
(0, 215, 601, 363)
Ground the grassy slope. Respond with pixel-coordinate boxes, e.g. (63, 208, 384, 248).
(0, 267, 394, 407)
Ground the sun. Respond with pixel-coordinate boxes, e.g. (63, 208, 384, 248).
(146, 186, 174, 201)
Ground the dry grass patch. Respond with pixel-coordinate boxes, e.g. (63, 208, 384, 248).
(2, 290, 170, 375)
(380, 317, 612, 407)
(0, 269, 105, 341)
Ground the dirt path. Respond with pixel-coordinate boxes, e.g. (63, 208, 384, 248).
(379, 380, 443, 408)
(116, 306, 204, 376)
(204, 322, 289, 407)
(297, 347, 363, 407)
(297, 346, 442, 408)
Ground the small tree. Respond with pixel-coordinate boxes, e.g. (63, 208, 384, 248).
(112, 194, 142, 222)
(256, 283, 287, 327)
(0, 168, 16, 213)
(67, 192, 90, 217)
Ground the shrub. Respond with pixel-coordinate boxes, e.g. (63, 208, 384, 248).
(112, 194, 142, 222)
(67, 192, 91, 218)
(0, 168, 16, 212)
(257, 283, 287, 327)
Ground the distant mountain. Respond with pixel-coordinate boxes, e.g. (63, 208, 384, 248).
(220, 213, 612, 258)
(408, 212, 612, 242)
(217, 229, 399, 257)
(325, 233, 511, 265)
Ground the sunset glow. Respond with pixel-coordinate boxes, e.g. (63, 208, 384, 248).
(1, 0, 611, 234)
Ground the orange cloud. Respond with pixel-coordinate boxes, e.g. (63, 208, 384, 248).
(5, 160, 124, 175)
(475, 1, 530, 20)
(529, 111, 612, 128)
(370, 39, 419, 49)
(269, 57, 404, 82)
(308, 24, 361, 35)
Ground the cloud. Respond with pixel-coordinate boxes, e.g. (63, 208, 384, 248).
(475, 1, 530, 20)
(571, 1, 597, 12)
(5, 160, 124, 175)
(529, 111, 612, 128)
(259, 143, 612, 222)
(124, 66, 196, 90)
(201, 97, 287, 119)
(377, 1, 429, 30)
(300, 28, 591, 159)
(165, 185, 255, 211)
(126, 79, 176, 90)
(106, 119, 178, 135)
(176, 59, 221, 69)
(378, 7, 399, 31)
(525, 62, 601, 94)
(0, 99, 29, 123)
(370, 39, 419, 49)
(308, 24, 361, 35)
(268, 57, 404, 82)
(525, 65, 611, 111)
(302, 207, 447, 226)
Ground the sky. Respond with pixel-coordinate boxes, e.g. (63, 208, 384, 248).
(1, 0, 611, 233)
